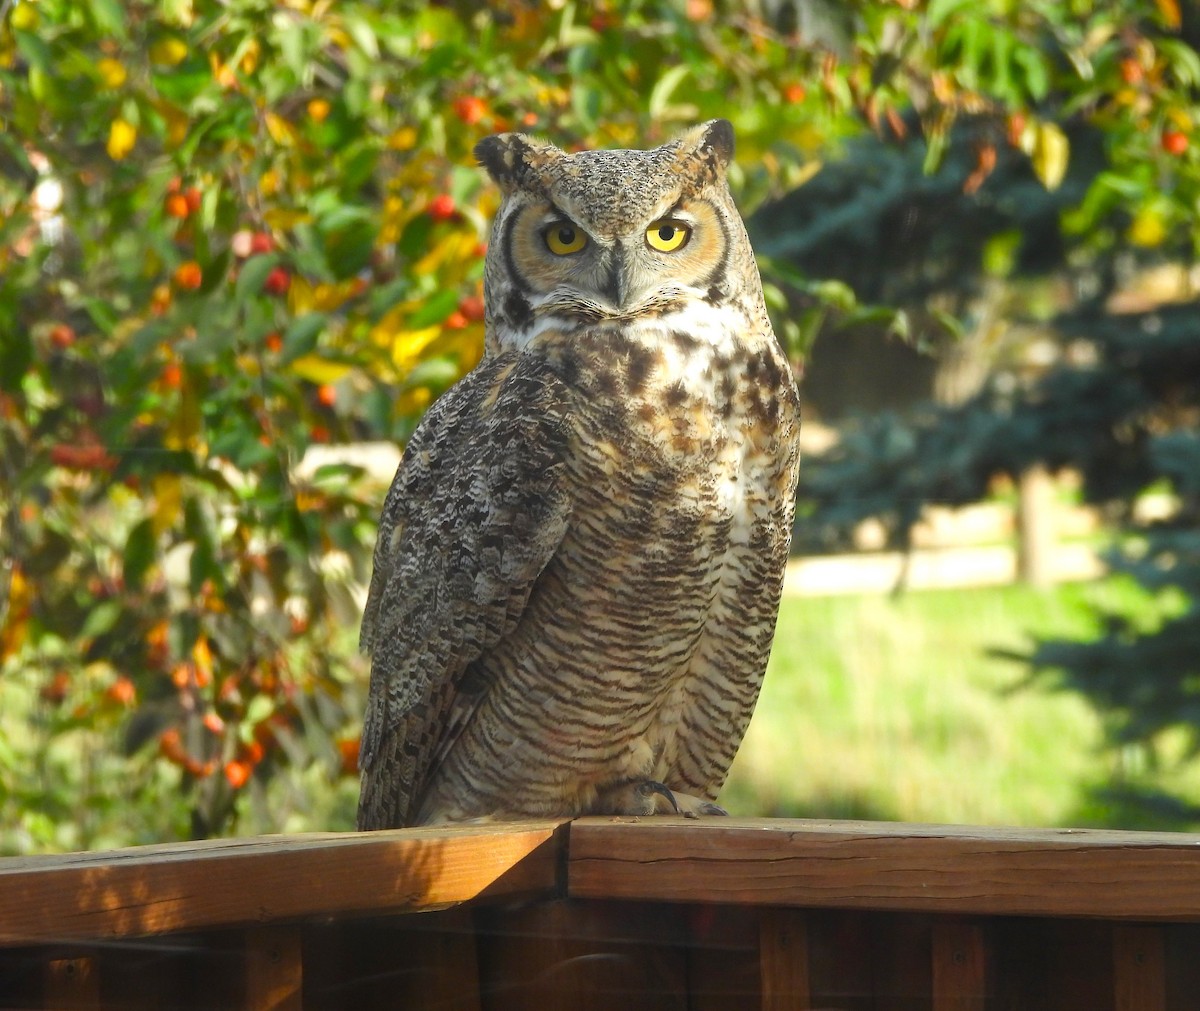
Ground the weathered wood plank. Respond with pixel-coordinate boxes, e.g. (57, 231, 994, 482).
(0, 822, 566, 946)
(1114, 925, 1166, 1011)
(568, 818, 1200, 920)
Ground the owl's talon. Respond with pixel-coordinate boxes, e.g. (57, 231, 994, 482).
(595, 779, 679, 816)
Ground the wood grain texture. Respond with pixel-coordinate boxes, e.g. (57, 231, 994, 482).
(0, 822, 565, 946)
(759, 908, 810, 1010)
(43, 957, 99, 1011)
(567, 818, 1200, 920)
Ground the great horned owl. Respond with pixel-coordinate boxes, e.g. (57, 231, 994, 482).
(357, 120, 800, 829)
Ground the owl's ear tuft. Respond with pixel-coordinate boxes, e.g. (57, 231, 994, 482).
(475, 133, 528, 192)
(673, 119, 735, 188)
(699, 119, 735, 170)
(476, 133, 562, 194)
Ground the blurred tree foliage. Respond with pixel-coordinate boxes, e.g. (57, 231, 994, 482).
(0, 0, 1197, 849)
(777, 2, 1200, 825)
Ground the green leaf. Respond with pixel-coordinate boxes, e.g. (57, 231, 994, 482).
(280, 313, 328, 364)
(235, 254, 281, 305)
(123, 519, 156, 591)
(0, 327, 32, 393)
(408, 289, 459, 328)
(82, 601, 122, 640)
(87, 0, 127, 38)
(648, 64, 691, 120)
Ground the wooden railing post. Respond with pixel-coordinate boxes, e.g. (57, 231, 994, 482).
(759, 908, 810, 1010)
(931, 921, 987, 1011)
(1113, 925, 1166, 1011)
(43, 956, 99, 1011)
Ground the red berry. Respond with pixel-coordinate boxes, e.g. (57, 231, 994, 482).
(184, 187, 202, 214)
(452, 95, 487, 126)
(444, 310, 468, 330)
(262, 266, 290, 295)
(250, 231, 274, 254)
(428, 194, 457, 221)
(1162, 129, 1188, 156)
(459, 294, 485, 321)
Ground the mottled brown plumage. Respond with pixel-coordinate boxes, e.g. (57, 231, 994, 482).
(358, 121, 800, 829)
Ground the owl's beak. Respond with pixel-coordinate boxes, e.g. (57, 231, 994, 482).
(599, 244, 636, 312)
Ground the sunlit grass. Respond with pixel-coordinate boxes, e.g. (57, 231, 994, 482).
(724, 578, 1200, 829)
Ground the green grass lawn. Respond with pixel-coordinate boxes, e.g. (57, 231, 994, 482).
(724, 578, 1200, 829)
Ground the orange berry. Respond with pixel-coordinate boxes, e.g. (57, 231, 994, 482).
(782, 82, 806, 104)
(316, 383, 336, 407)
(264, 331, 283, 352)
(159, 728, 187, 765)
(165, 193, 191, 219)
(1162, 129, 1188, 155)
(173, 260, 203, 290)
(161, 361, 183, 389)
(337, 737, 360, 775)
(203, 711, 225, 734)
(106, 676, 137, 706)
(224, 759, 251, 788)
(444, 310, 468, 330)
(1120, 58, 1144, 85)
(49, 323, 76, 349)
(184, 187, 202, 214)
(309, 424, 330, 444)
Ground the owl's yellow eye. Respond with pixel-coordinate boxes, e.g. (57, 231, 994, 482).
(544, 222, 588, 256)
(645, 220, 691, 253)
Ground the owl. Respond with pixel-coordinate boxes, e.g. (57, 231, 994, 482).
(357, 120, 801, 829)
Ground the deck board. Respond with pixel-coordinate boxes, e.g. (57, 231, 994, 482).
(567, 818, 1200, 921)
(0, 822, 566, 945)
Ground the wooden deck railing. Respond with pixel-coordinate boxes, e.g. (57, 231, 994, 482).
(3, 818, 1199, 1009)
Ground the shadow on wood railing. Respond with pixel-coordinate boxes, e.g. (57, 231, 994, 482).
(2, 817, 1199, 1009)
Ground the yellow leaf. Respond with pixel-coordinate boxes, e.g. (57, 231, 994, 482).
(289, 354, 353, 385)
(97, 58, 127, 89)
(312, 279, 364, 312)
(1156, 0, 1182, 29)
(149, 37, 189, 67)
(388, 125, 418, 151)
(263, 207, 312, 230)
(413, 231, 478, 278)
(152, 473, 183, 535)
(1031, 121, 1069, 191)
(158, 103, 190, 148)
(107, 119, 138, 160)
(192, 635, 214, 680)
(265, 112, 297, 147)
(1128, 205, 1167, 248)
(0, 564, 32, 660)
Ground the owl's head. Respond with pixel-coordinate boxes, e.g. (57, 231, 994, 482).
(474, 120, 761, 353)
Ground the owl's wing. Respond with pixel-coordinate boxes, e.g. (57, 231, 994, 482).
(357, 351, 572, 829)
